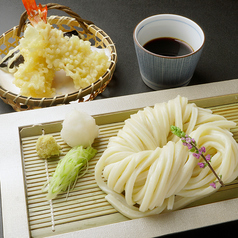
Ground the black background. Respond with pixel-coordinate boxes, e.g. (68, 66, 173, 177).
(0, 0, 237, 114)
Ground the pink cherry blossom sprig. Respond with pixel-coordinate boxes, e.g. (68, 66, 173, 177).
(171, 125, 224, 188)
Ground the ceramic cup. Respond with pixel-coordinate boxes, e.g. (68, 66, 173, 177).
(133, 14, 205, 90)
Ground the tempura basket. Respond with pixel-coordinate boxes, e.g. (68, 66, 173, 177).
(0, 3, 117, 111)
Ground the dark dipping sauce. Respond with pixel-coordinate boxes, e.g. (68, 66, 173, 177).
(143, 37, 193, 57)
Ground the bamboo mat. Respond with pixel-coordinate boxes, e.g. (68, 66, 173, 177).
(20, 102, 238, 237)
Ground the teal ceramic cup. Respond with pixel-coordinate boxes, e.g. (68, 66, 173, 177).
(133, 14, 205, 90)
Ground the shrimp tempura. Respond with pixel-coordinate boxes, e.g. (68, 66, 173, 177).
(13, 0, 110, 97)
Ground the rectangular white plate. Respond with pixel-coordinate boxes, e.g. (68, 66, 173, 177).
(1, 79, 238, 238)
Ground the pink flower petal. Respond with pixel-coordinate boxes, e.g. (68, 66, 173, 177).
(198, 162, 205, 168)
(187, 144, 193, 150)
(210, 182, 216, 189)
(193, 153, 200, 159)
(186, 137, 191, 143)
(205, 154, 211, 161)
(201, 146, 206, 153)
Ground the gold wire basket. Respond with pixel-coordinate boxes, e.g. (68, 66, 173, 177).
(0, 3, 117, 111)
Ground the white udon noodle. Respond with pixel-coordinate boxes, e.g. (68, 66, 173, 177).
(95, 96, 238, 219)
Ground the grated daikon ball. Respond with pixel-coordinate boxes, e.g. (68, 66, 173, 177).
(61, 110, 99, 148)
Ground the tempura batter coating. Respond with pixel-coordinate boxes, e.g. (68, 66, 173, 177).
(14, 21, 110, 97)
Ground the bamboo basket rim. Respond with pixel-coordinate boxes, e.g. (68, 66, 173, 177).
(0, 4, 117, 111)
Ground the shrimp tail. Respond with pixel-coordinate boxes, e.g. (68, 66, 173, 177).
(22, 0, 47, 26)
